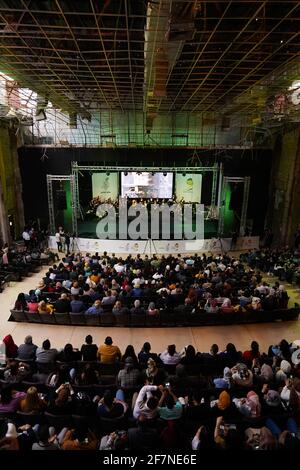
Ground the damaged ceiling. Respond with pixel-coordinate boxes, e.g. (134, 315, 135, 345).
(0, 0, 299, 137)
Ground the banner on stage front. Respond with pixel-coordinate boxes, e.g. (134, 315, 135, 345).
(92, 173, 119, 201)
(175, 173, 202, 203)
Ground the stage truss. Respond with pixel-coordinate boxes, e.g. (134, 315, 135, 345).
(217, 176, 251, 237)
(46, 174, 77, 235)
(71, 161, 220, 234)
(46, 163, 250, 237)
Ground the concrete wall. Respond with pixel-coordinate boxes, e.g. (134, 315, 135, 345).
(266, 126, 300, 245)
(0, 124, 25, 241)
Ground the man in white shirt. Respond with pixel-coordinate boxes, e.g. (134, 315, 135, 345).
(22, 229, 30, 249)
(55, 232, 62, 252)
(133, 384, 163, 420)
(114, 261, 125, 273)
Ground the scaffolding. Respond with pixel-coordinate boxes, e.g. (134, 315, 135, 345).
(217, 176, 251, 237)
(46, 174, 77, 235)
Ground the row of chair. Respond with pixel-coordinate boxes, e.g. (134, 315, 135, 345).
(9, 307, 300, 327)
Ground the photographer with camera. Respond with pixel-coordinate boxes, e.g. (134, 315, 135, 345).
(214, 416, 243, 449)
(157, 383, 184, 421)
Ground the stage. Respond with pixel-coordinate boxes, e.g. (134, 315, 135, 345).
(48, 235, 259, 255)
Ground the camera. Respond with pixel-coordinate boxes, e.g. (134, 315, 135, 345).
(165, 382, 170, 389)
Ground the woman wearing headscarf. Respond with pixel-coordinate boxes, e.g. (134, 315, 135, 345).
(275, 359, 292, 383)
(147, 302, 159, 316)
(211, 391, 240, 420)
(3, 335, 18, 358)
(220, 298, 234, 314)
(143, 358, 167, 385)
(233, 391, 261, 419)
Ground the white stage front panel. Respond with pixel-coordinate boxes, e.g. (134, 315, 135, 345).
(48, 236, 259, 254)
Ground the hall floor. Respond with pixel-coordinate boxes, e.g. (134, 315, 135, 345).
(1, 265, 300, 355)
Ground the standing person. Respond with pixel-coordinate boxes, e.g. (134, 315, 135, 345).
(22, 228, 31, 250)
(59, 226, 65, 252)
(231, 231, 238, 251)
(65, 232, 70, 255)
(55, 230, 62, 253)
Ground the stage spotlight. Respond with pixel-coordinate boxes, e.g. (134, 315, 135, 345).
(182, 172, 186, 177)
(106, 171, 110, 176)
(124, 171, 128, 176)
(163, 172, 167, 177)
(151, 172, 155, 176)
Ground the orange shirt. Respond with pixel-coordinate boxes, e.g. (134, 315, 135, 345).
(97, 344, 121, 363)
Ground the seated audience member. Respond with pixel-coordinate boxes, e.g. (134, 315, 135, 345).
(3, 334, 18, 358)
(127, 414, 159, 451)
(147, 302, 159, 316)
(112, 300, 128, 317)
(3, 361, 31, 383)
(70, 281, 81, 296)
(32, 425, 59, 450)
(213, 367, 233, 389)
(97, 336, 121, 364)
(85, 299, 104, 315)
(47, 384, 75, 415)
(133, 384, 162, 420)
(61, 426, 98, 450)
(117, 357, 141, 390)
(179, 345, 199, 365)
(130, 299, 146, 316)
(160, 344, 182, 365)
(75, 363, 100, 386)
(158, 387, 183, 421)
(80, 335, 98, 361)
(36, 339, 58, 363)
(242, 341, 261, 367)
(17, 335, 37, 360)
(219, 343, 242, 368)
(101, 290, 116, 305)
(70, 295, 85, 313)
(275, 360, 292, 383)
(261, 385, 285, 416)
(245, 426, 277, 451)
(121, 345, 138, 367)
(220, 298, 234, 313)
(143, 358, 167, 385)
(233, 391, 261, 418)
(200, 343, 222, 369)
(14, 293, 28, 311)
(204, 298, 219, 313)
(54, 293, 71, 313)
(57, 343, 81, 362)
(132, 283, 142, 298)
(192, 426, 216, 450)
(19, 386, 47, 413)
(259, 361, 274, 383)
(280, 376, 300, 408)
(231, 363, 253, 387)
(97, 389, 127, 419)
(38, 300, 53, 315)
(27, 296, 39, 313)
(184, 389, 211, 422)
(214, 416, 244, 449)
(138, 342, 161, 367)
(0, 385, 25, 412)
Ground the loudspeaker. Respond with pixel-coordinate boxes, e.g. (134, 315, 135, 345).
(56, 190, 67, 210)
